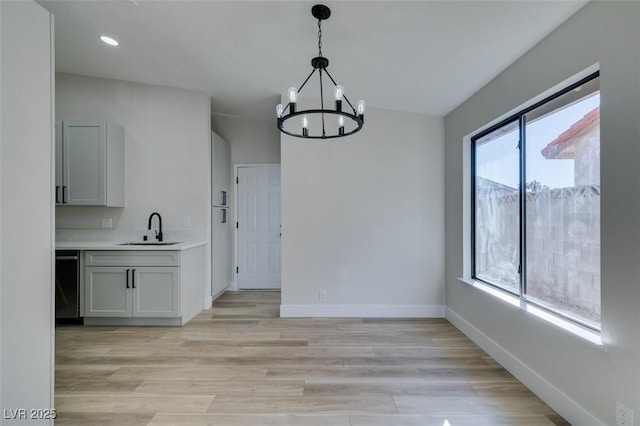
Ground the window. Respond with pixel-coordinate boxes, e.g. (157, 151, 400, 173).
(472, 72, 601, 330)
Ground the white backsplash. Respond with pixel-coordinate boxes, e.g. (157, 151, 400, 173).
(56, 228, 207, 243)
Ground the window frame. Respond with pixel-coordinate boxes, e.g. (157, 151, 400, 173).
(470, 70, 601, 332)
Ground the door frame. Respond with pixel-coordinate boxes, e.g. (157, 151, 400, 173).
(232, 163, 281, 291)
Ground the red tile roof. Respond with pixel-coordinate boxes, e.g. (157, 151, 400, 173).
(541, 107, 600, 159)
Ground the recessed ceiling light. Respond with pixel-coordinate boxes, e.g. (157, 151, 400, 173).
(100, 35, 119, 47)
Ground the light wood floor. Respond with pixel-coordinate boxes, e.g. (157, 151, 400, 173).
(55, 291, 568, 425)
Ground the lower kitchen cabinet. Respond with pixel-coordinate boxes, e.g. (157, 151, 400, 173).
(133, 267, 179, 317)
(82, 248, 204, 326)
(85, 266, 179, 318)
(84, 267, 130, 317)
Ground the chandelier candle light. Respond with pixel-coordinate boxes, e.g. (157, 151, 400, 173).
(276, 4, 365, 139)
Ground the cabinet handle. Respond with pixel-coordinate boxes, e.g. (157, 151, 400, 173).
(62, 186, 67, 204)
(55, 186, 60, 204)
(222, 209, 227, 224)
(126, 269, 130, 288)
(222, 191, 227, 206)
(56, 255, 78, 261)
(132, 269, 136, 289)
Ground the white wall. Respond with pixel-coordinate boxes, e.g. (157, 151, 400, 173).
(444, 2, 640, 425)
(56, 73, 211, 234)
(212, 115, 281, 167)
(1, 1, 55, 423)
(55, 73, 212, 300)
(281, 106, 444, 317)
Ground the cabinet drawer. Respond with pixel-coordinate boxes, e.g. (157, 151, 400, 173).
(85, 251, 180, 267)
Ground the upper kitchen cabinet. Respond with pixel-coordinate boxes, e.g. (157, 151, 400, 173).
(211, 131, 230, 207)
(56, 120, 125, 206)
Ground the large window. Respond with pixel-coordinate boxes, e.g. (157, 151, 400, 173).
(472, 72, 601, 330)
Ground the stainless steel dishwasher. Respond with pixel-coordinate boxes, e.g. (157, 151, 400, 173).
(55, 250, 80, 321)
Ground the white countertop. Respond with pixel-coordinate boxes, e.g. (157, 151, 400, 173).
(55, 240, 207, 251)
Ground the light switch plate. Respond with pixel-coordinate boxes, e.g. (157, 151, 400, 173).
(182, 216, 191, 228)
(101, 217, 113, 228)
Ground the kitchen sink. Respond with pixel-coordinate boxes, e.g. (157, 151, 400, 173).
(118, 242, 181, 246)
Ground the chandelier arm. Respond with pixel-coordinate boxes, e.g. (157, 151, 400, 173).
(297, 68, 317, 94)
(319, 68, 326, 137)
(341, 94, 358, 115)
(323, 68, 358, 114)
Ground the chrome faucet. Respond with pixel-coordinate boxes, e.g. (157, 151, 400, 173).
(148, 212, 163, 241)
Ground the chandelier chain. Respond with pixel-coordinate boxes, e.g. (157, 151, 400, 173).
(317, 19, 323, 56)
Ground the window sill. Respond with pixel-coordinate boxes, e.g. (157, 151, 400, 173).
(457, 278, 605, 349)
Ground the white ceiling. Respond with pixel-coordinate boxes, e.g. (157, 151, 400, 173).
(39, 0, 587, 121)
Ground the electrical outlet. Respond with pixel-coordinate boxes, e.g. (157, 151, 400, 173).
(182, 216, 191, 228)
(617, 401, 634, 426)
(319, 290, 327, 302)
(101, 217, 113, 228)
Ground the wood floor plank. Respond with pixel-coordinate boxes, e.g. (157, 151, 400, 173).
(240, 346, 375, 358)
(179, 337, 309, 347)
(418, 366, 519, 381)
(471, 381, 538, 396)
(265, 366, 423, 381)
(108, 365, 268, 380)
(133, 379, 304, 396)
(372, 346, 488, 358)
(147, 413, 351, 426)
(54, 290, 569, 424)
(350, 414, 558, 426)
(56, 378, 143, 395)
(206, 395, 398, 414)
(304, 380, 478, 397)
(53, 412, 155, 426)
(55, 365, 120, 381)
(431, 337, 484, 348)
(281, 331, 437, 347)
(160, 328, 281, 338)
(198, 355, 345, 368)
(342, 355, 496, 368)
(393, 395, 556, 415)
(56, 354, 201, 367)
(169, 344, 244, 356)
(55, 344, 114, 356)
(55, 395, 214, 413)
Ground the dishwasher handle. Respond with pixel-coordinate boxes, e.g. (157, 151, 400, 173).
(56, 255, 78, 261)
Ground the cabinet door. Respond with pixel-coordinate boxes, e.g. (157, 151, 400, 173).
(132, 267, 179, 317)
(63, 121, 106, 205)
(220, 135, 231, 194)
(211, 209, 230, 296)
(212, 132, 231, 206)
(85, 266, 131, 317)
(55, 121, 63, 205)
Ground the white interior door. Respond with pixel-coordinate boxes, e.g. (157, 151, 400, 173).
(237, 165, 281, 289)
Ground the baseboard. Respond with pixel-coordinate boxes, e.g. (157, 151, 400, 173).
(203, 295, 213, 309)
(228, 279, 238, 291)
(446, 308, 605, 426)
(84, 317, 183, 327)
(211, 286, 229, 301)
(280, 304, 445, 318)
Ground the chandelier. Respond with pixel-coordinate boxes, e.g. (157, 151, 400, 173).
(276, 4, 365, 139)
